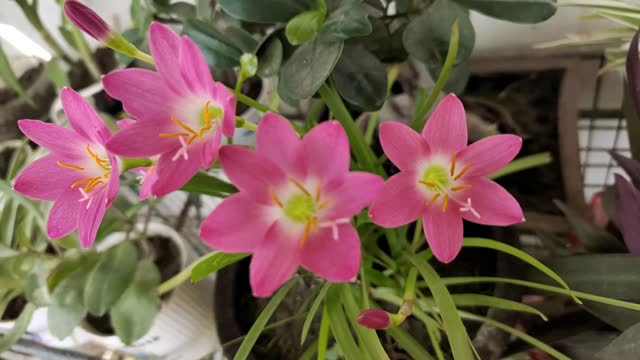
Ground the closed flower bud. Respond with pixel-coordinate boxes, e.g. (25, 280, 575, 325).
(356, 309, 391, 330)
(64, 0, 111, 41)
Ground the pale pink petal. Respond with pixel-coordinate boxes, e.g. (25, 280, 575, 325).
(47, 187, 81, 239)
(379, 121, 430, 171)
(369, 172, 424, 227)
(200, 127, 222, 168)
(77, 189, 108, 248)
(151, 146, 203, 197)
(106, 153, 120, 204)
(116, 119, 136, 129)
(139, 166, 157, 200)
(249, 221, 300, 297)
(14, 155, 83, 201)
(179, 36, 214, 94)
(301, 223, 360, 282)
(149, 22, 186, 94)
(60, 88, 111, 145)
(423, 208, 463, 263)
(18, 120, 85, 156)
(458, 177, 524, 226)
(106, 120, 178, 158)
(421, 94, 467, 153)
(456, 135, 522, 177)
(256, 113, 301, 173)
(200, 193, 274, 252)
(219, 145, 287, 205)
(102, 68, 172, 123)
(299, 121, 349, 183)
(211, 82, 237, 137)
(325, 172, 383, 219)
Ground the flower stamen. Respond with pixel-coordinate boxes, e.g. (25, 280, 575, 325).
(86, 145, 110, 171)
(426, 193, 441, 205)
(171, 115, 198, 136)
(289, 178, 311, 197)
(419, 180, 436, 187)
(269, 187, 283, 207)
(450, 184, 471, 192)
(315, 185, 321, 202)
(160, 132, 190, 138)
(299, 221, 311, 248)
(454, 163, 473, 181)
(450, 152, 457, 176)
(56, 161, 84, 171)
(442, 194, 449, 212)
(318, 199, 332, 210)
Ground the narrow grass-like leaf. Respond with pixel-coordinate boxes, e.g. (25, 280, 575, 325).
(325, 284, 362, 360)
(408, 253, 474, 360)
(300, 282, 330, 345)
(462, 238, 581, 303)
(451, 293, 548, 320)
(0, 180, 45, 231)
(181, 172, 237, 196)
(0, 199, 18, 247)
(191, 252, 249, 283)
(0, 44, 34, 106)
(0, 302, 35, 352)
(233, 280, 294, 360)
(488, 152, 552, 180)
(386, 327, 435, 360)
(317, 306, 330, 360)
(340, 284, 389, 360)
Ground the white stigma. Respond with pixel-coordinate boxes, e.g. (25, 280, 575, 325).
(318, 218, 350, 241)
(172, 136, 189, 162)
(459, 197, 480, 218)
(78, 188, 93, 209)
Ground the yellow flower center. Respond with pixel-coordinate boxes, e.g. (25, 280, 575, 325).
(418, 152, 473, 213)
(56, 144, 111, 192)
(159, 101, 223, 145)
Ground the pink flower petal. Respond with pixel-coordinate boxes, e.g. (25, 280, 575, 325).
(102, 68, 172, 123)
(179, 36, 214, 94)
(116, 119, 136, 129)
(211, 82, 237, 138)
(47, 187, 81, 239)
(149, 22, 186, 94)
(17, 120, 85, 158)
(456, 135, 522, 177)
(219, 145, 287, 205)
(256, 113, 301, 174)
(77, 189, 108, 248)
(615, 174, 640, 254)
(299, 121, 349, 183)
(151, 146, 203, 197)
(300, 223, 360, 282)
(200, 127, 223, 168)
(379, 121, 430, 171)
(60, 88, 111, 145)
(106, 120, 178, 158)
(325, 172, 384, 219)
(14, 154, 83, 201)
(369, 172, 424, 227)
(200, 192, 274, 252)
(139, 166, 157, 200)
(250, 221, 300, 297)
(106, 153, 120, 204)
(458, 177, 524, 226)
(421, 94, 467, 153)
(423, 208, 463, 263)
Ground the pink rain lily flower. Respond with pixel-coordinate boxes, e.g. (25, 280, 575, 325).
(200, 114, 383, 297)
(14, 88, 119, 248)
(116, 119, 157, 200)
(369, 94, 524, 263)
(104, 22, 236, 197)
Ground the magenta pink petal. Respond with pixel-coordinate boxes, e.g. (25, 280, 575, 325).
(299, 121, 349, 183)
(256, 113, 301, 173)
(77, 189, 108, 248)
(200, 127, 223, 168)
(325, 172, 384, 219)
(300, 223, 360, 282)
(456, 134, 522, 177)
(151, 146, 203, 197)
(17, 120, 85, 158)
(106, 153, 120, 204)
(116, 119, 136, 129)
(421, 94, 467, 153)
(14, 154, 83, 201)
(60, 88, 111, 145)
(138, 166, 157, 200)
(106, 120, 178, 158)
(179, 36, 214, 94)
(459, 177, 524, 226)
(379, 121, 430, 171)
(47, 187, 81, 239)
(102, 68, 172, 123)
(200, 192, 274, 252)
(369, 172, 424, 227)
(219, 145, 287, 205)
(249, 221, 300, 297)
(149, 22, 186, 94)
(422, 208, 463, 263)
(211, 82, 237, 138)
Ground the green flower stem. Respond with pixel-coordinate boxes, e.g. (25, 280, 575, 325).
(233, 89, 278, 113)
(120, 157, 154, 172)
(235, 116, 258, 131)
(16, 0, 72, 64)
(410, 21, 459, 131)
(157, 252, 212, 295)
(70, 27, 101, 80)
(488, 152, 552, 180)
(410, 218, 423, 252)
(365, 65, 400, 145)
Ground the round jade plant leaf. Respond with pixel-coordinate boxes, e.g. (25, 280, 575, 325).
(182, 19, 244, 69)
(218, 0, 316, 24)
(331, 44, 387, 111)
(257, 37, 284, 78)
(452, 0, 557, 24)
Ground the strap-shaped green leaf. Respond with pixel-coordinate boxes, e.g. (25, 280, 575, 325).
(0, 44, 34, 106)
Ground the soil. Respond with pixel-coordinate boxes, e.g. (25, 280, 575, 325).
(1, 296, 27, 321)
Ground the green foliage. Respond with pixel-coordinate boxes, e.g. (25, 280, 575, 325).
(191, 252, 248, 283)
(597, 321, 640, 359)
(218, 0, 316, 23)
(0, 44, 34, 106)
(286, 10, 326, 46)
(452, 0, 557, 24)
(331, 44, 387, 111)
(180, 171, 237, 197)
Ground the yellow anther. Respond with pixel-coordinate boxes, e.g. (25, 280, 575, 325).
(450, 152, 457, 176)
(454, 163, 473, 181)
(84, 178, 104, 192)
(318, 199, 332, 210)
(426, 193, 441, 206)
(56, 161, 84, 171)
(85, 145, 110, 171)
(289, 178, 311, 197)
(419, 180, 436, 187)
(450, 184, 471, 192)
(315, 185, 321, 202)
(159, 132, 190, 138)
(299, 221, 311, 248)
(171, 115, 198, 136)
(310, 216, 318, 234)
(269, 187, 283, 208)
(442, 194, 449, 213)
(70, 178, 93, 189)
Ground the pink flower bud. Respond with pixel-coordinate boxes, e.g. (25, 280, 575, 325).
(356, 309, 391, 330)
(589, 192, 609, 226)
(64, 0, 111, 41)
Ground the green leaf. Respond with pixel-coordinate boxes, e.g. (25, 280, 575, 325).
(182, 19, 244, 69)
(84, 241, 137, 316)
(300, 282, 330, 345)
(331, 44, 387, 111)
(407, 254, 474, 360)
(386, 327, 435, 360)
(45, 58, 70, 90)
(0, 302, 35, 352)
(180, 171, 237, 196)
(340, 284, 389, 360)
(256, 37, 283, 78)
(596, 321, 640, 359)
(317, 307, 330, 360)
(279, 36, 343, 100)
(0, 244, 18, 258)
(403, 0, 475, 93)
(25, 261, 51, 307)
(324, 285, 362, 360)
(166, 2, 196, 19)
(6, 140, 31, 181)
(233, 280, 294, 360)
(0, 180, 45, 232)
(218, 0, 316, 23)
(111, 260, 161, 345)
(0, 199, 18, 247)
(451, 293, 548, 320)
(0, 44, 33, 106)
(554, 200, 625, 253)
(223, 26, 260, 54)
(286, 10, 325, 45)
(452, 0, 556, 24)
(190, 252, 248, 283)
(360, 18, 408, 63)
(322, 0, 372, 40)
(488, 152, 553, 180)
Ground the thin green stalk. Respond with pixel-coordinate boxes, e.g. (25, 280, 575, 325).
(410, 218, 423, 252)
(234, 90, 278, 113)
(411, 21, 459, 131)
(360, 266, 370, 308)
(365, 65, 400, 145)
(70, 27, 101, 80)
(488, 152, 552, 180)
(235, 116, 258, 131)
(317, 306, 330, 360)
(157, 252, 212, 295)
(16, 0, 72, 64)
(305, 99, 325, 132)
